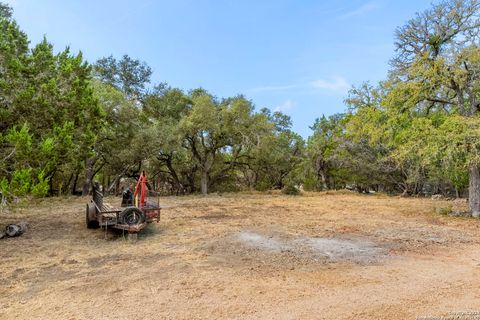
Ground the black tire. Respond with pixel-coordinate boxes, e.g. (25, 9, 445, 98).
(119, 207, 145, 225)
(86, 203, 99, 229)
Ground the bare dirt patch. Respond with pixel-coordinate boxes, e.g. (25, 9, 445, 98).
(236, 230, 386, 263)
(205, 230, 388, 271)
(1, 192, 480, 319)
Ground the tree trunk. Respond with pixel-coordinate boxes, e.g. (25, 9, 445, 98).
(115, 177, 121, 195)
(469, 165, 480, 217)
(315, 155, 328, 190)
(200, 169, 208, 195)
(72, 171, 79, 195)
(48, 170, 55, 196)
(165, 158, 182, 194)
(319, 172, 328, 190)
(82, 157, 97, 196)
(62, 173, 73, 195)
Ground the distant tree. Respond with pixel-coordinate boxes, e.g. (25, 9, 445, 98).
(306, 114, 345, 190)
(83, 80, 144, 195)
(390, 0, 480, 214)
(94, 55, 152, 99)
(344, 0, 480, 207)
(178, 92, 263, 194)
(0, 2, 12, 19)
(141, 85, 195, 194)
(246, 109, 304, 190)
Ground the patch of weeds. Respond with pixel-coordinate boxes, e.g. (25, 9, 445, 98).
(434, 206, 453, 216)
(282, 185, 301, 196)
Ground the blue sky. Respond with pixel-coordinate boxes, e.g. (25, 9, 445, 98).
(6, 0, 430, 137)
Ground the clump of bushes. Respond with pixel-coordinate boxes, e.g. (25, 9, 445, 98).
(282, 184, 301, 195)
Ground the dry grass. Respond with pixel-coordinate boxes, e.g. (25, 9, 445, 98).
(1, 191, 480, 319)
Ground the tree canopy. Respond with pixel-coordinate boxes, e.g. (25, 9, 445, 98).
(2, 0, 480, 216)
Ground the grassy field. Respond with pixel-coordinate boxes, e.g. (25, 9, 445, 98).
(1, 191, 480, 319)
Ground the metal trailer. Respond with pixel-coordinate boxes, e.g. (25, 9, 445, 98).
(85, 172, 161, 234)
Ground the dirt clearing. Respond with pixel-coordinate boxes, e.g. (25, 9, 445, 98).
(1, 192, 480, 319)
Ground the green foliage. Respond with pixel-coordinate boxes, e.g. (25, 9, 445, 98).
(0, 2, 12, 19)
(0, 10, 102, 198)
(2, 0, 478, 202)
(301, 173, 319, 192)
(342, 0, 480, 199)
(0, 177, 9, 195)
(9, 168, 32, 196)
(6, 124, 32, 155)
(255, 181, 271, 192)
(282, 184, 301, 196)
(434, 206, 453, 216)
(94, 55, 152, 99)
(31, 171, 49, 197)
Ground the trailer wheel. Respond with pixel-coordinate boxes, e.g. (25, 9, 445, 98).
(119, 207, 145, 225)
(86, 203, 99, 229)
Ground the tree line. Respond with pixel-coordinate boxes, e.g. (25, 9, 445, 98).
(1, 1, 480, 215)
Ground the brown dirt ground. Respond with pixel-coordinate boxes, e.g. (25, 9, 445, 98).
(1, 191, 480, 319)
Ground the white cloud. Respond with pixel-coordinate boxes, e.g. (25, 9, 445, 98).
(248, 76, 350, 96)
(247, 84, 298, 93)
(273, 99, 296, 113)
(309, 76, 350, 93)
(341, 1, 379, 19)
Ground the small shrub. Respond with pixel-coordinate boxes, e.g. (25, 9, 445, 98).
(282, 184, 301, 195)
(9, 168, 32, 196)
(434, 206, 452, 215)
(255, 181, 271, 192)
(31, 171, 49, 197)
(302, 176, 318, 191)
